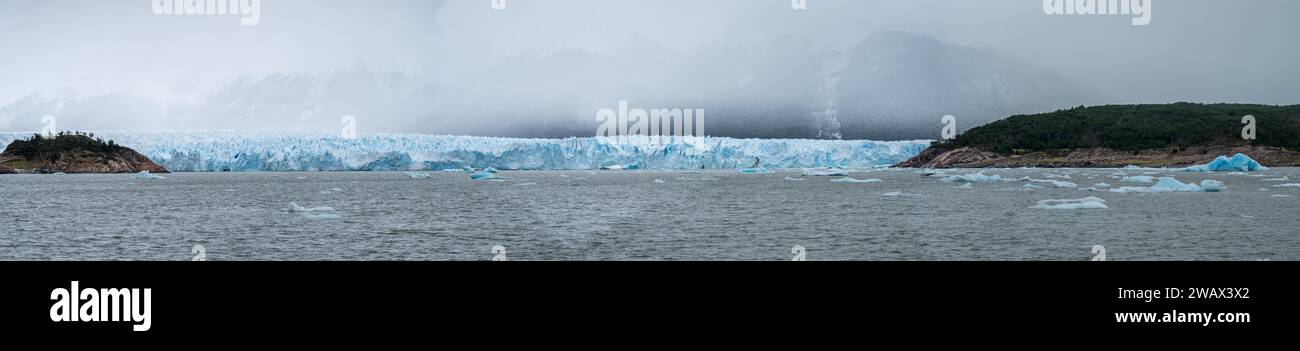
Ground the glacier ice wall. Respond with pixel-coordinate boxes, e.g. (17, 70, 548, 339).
(0, 132, 930, 172)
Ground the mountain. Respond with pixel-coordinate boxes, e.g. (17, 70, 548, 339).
(833, 31, 1084, 140)
(0, 66, 416, 134)
(399, 31, 1087, 140)
(0, 88, 172, 132)
(898, 103, 1300, 168)
(0, 32, 1087, 140)
(192, 64, 416, 132)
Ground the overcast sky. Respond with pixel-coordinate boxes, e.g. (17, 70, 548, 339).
(1, 0, 1297, 116)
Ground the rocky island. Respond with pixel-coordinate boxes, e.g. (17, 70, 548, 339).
(899, 103, 1300, 168)
(0, 132, 168, 174)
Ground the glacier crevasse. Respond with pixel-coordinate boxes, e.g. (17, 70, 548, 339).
(0, 132, 930, 172)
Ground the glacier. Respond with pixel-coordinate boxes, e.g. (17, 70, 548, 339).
(0, 132, 930, 172)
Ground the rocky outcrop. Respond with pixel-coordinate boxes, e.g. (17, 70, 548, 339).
(0, 134, 168, 174)
(897, 145, 1300, 169)
(895, 146, 1003, 168)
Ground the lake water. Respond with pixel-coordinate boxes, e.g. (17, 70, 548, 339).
(2, 168, 1297, 261)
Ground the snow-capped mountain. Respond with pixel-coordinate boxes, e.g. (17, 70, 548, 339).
(194, 64, 416, 132)
(0, 88, 173, 132)
(0, 65, 416, 133)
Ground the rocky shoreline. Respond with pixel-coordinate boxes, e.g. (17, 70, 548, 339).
(0, 134, 168, 174)
(897, 144, 1300, 168)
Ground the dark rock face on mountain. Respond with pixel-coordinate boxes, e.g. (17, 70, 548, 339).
(0, 133, 168, 174)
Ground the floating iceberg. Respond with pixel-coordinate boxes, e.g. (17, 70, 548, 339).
(737, 167, 771, 174)
(1263, 177, 1290, 181)
(1273, 183, 1300, 188)
(783, 177, 807, 181)
(471, 171, 503, 180)
(1026, 179, 1077, 188)
(1183, 153, 1269, 172)
(954, 183, 973, 189)
(1200, 180, 1226, 192)
(882, 191, 922, 198)
(284, 202, 341, 219)
(1109, 177, 1226, 193)
(1120, 176, 1156, 183)
(285, 202, 336, 213)
(1031, 196, 1108, 210)
(802, 168, 850, 177)
(133, 171, 165, 180)
(943, 173, 1003, 183)
(831, 177, 882, 183)
(654, 179, 666, 183)
(0, 132, 929, 172)
(1022, 183, 1043, 189)
(405, 172, 432, 179)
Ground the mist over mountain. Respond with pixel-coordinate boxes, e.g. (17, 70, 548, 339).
(1, 31, 1087, 141)
(2, 0, 1297, 140)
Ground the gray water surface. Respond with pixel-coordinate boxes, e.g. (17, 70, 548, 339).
(2, 169, 1297, 261)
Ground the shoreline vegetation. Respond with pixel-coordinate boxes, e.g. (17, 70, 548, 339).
(0, 132, 168, 174)
(898, 103, 1300, 168)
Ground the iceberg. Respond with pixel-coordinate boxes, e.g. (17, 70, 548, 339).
(943, 173, 1003, 183)
(801, 168, 850, 177)
(283, 202, 340, 218)
(285, 202, 336, 213)
(1031, 196, 1108, 210)
(1120, 176, 1156, 183)
(405, 172, 432, 179)
(737, 167, 771, 174)
(1273, 183, 1300, 188)
(831, 177, 882, 183)
(1024, 179, 1077, 188)
(1183, 153, 1269, 172)
(954, 183, 973, 189)
(133, 171, 165, 180)
(1109, 177, 1226, 193)
(0, 132, 929, 172)
(783, 177, 806, 181)
(471, 171, 503, 180)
